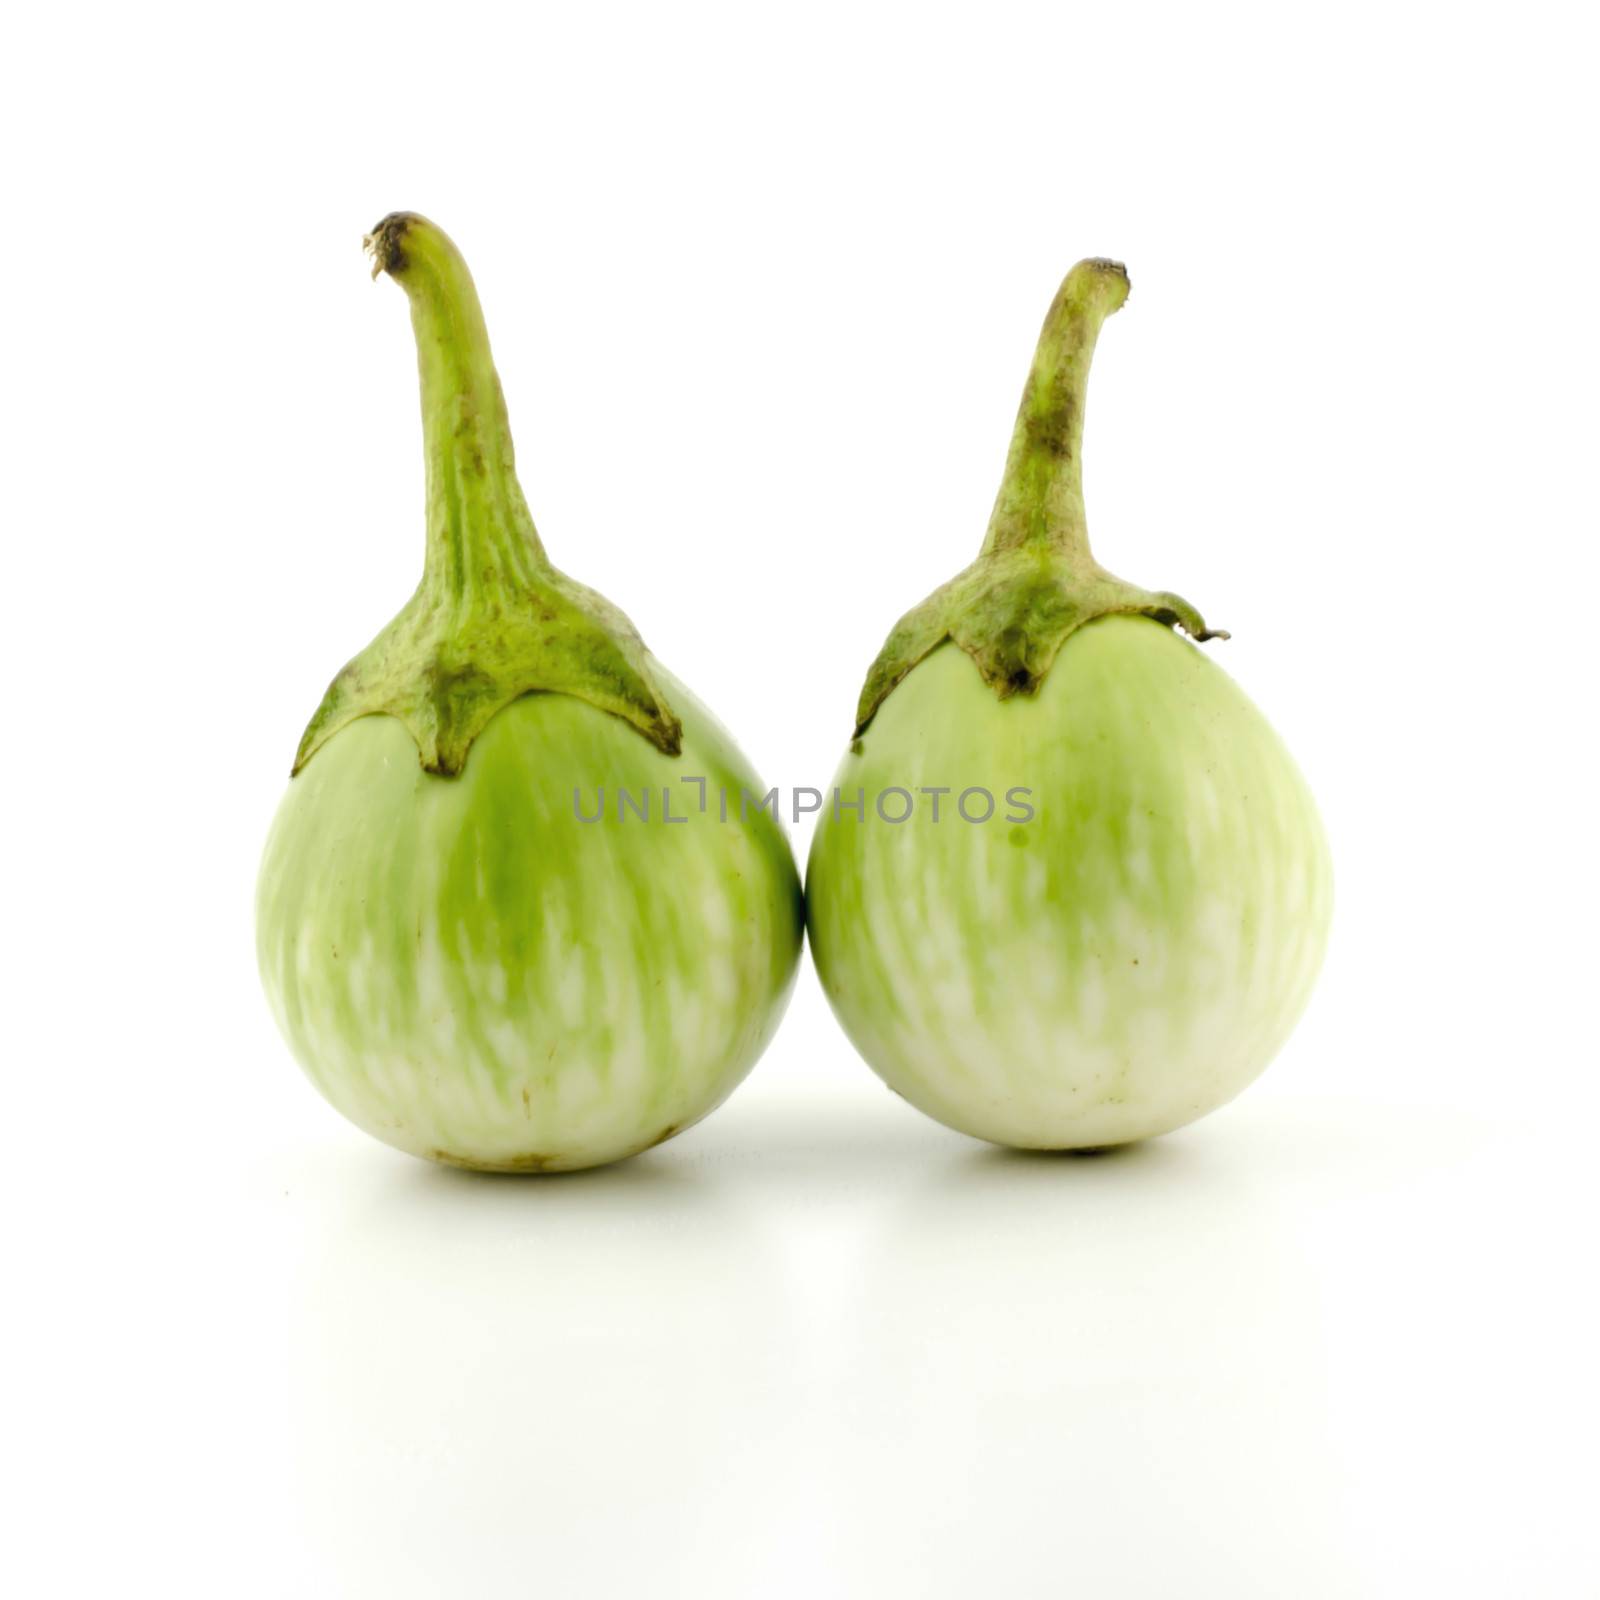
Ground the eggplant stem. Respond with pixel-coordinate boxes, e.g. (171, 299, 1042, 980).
(292, 214, 682, 777)
(852, 259, 1225, 738)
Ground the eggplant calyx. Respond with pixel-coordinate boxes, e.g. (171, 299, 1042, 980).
(853, 552, 1223, 737)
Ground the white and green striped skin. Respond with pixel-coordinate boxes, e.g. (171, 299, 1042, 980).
(807, 618, 1331, 1150)
(258, 673, 803, 1172)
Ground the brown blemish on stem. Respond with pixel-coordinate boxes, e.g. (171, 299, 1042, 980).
(364, 212, 414, 278)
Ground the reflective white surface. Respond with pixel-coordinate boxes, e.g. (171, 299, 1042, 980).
(22, 1070, 1590, 1597)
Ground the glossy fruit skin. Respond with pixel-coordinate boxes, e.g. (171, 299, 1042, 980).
(258, 674, 803, 1171)
(807, 617, 1331, 1149)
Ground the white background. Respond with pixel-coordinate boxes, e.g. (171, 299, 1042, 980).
(6, 3, 1598, 1594)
